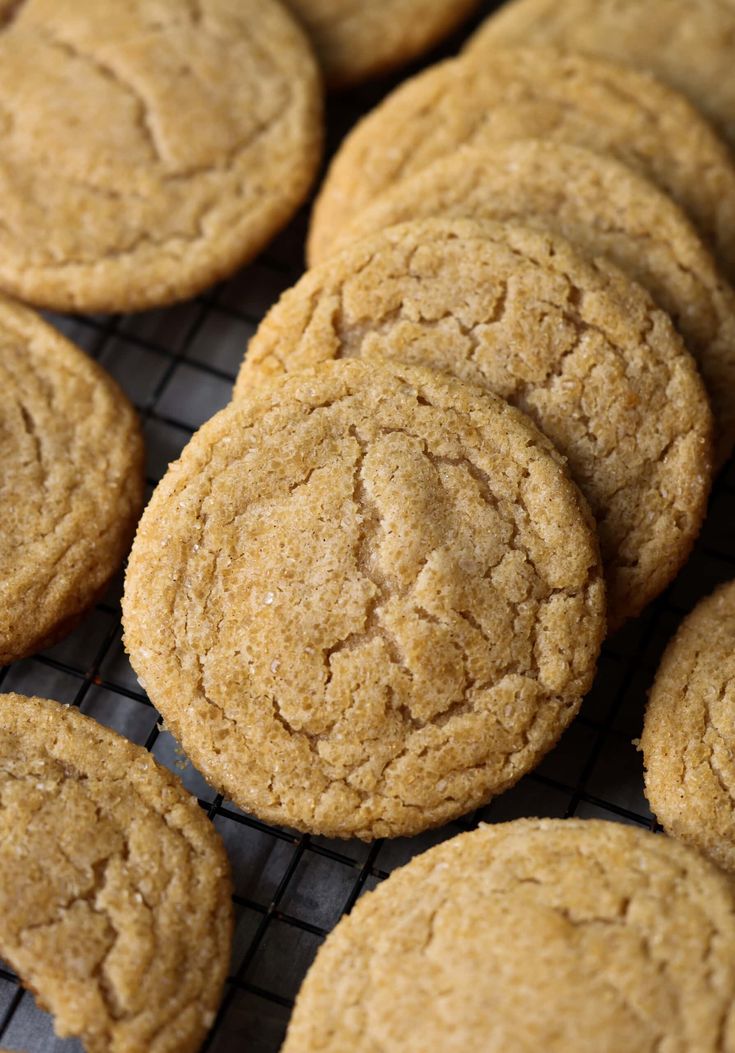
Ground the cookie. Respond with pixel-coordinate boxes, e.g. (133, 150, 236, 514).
(283, 817, 735, 1052)
(284, 0, 481, 89)
(0, 0, 323, 312)
(307, 48, 735, 281)
(236, 218, 712, 630)
(0, 297, 144, 666)
(0, 692, 233, 1053)
(467, 0, 735, 150)
(328, 140, 735, 468)
(123, 360, 605, 840)
(641, 580, 735, 873)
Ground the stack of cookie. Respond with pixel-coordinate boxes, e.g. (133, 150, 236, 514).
(119, 2, 735, 1048)
(119, 3, 735, 844)
(268, 4, 735, 1048)
(125, 0, 735, 843)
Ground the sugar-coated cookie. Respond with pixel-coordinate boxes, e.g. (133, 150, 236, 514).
(124, 360, 605, 840)
(0, 693, 233, 1053)
(235, 218, 712, 629)
(283, 818, 735, 1052)
(468, 0, 735, 150)
(642, 579, 735, 873)
(284, 0, 481, 88)
(0, 0, 323, 311)
(0, 297, 144, 666)
(328, 141, 735, 468)
(308, 48, 735, 281)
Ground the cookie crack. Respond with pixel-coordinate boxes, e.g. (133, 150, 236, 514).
(158, 392, 599, 825)
(39, 29, 165, 165)
(703, 677, 735, 809)
(17, 400, 46, 489)
(0, 745, 225, 1047)
(0, 12, 304, 279)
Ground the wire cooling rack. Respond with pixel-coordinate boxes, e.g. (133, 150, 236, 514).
(3, 4, 735, 1049)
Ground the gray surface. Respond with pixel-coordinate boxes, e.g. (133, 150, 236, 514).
(3, 1, 735, 1048)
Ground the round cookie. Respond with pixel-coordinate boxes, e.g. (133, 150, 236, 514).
(284, 0, 482, 89)
(236, 218, 712, 631)
(0, 297, 144, 666)
(467, 0, 735, 151)
(308, 49, 735, 280)
(283, 818, 735, 1052)
(642, 580, 735, 873)
(329, 141, 735, 469)
(0, 692, 233, 1053)
(123, 360, 605, 840)
(0, 0, 323, 312)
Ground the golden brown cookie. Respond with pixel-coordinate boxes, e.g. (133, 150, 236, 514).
(236, 218, 712, 631)
(642, 580, 735, 873)
(308, 48, 735, 280)
(284, 0, 481, 89)
(467, 0, 735, 150)
(0, 692, 233, 1053)
(327, 141, 735, 468)
(0, 297, 144, 666)
(0, 0, 323, 312)
(123, 360, 605, 840)
(283, 818, 735, 1052)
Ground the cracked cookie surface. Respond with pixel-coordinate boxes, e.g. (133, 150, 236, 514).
(329, 141, 735, 468)
(0, 693, 233, 1053)
(467, 0, 735, 153)
(0, 0, 323, 312)
(283, 0, 481, 88)
(642, 579, 735, 873)
(282, 818, 735, 1052)
(123, 360, 605, 840)
(308, 48, 735, 280)
(235, 219, 712, 631)
(0, 297, 144, 666)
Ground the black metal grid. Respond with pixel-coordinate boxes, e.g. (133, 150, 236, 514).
(3, 3, 735, 1049)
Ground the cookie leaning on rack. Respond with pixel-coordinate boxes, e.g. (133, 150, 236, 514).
(467, 0, 735, 150)
(234, 218, 712, 632)
(124, 359, 605, 840)
(328, 141, 735, 470)
(307, 47, 735, 279)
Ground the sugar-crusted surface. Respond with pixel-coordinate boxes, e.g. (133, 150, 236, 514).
(328, 141, 735, 467)
(0, 0, 323, 311)
(283, 0, 481, 88)
(308, 47, 735, 280)
(235, 218, 712, 630)
(0, 296, 144, 666)
(283, 818, 735, 1052)
(123, 360, 605, 840)
(0, 693, 233, 1053)
(642, 579, 735, 873)
(468, 0, 735, 150)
